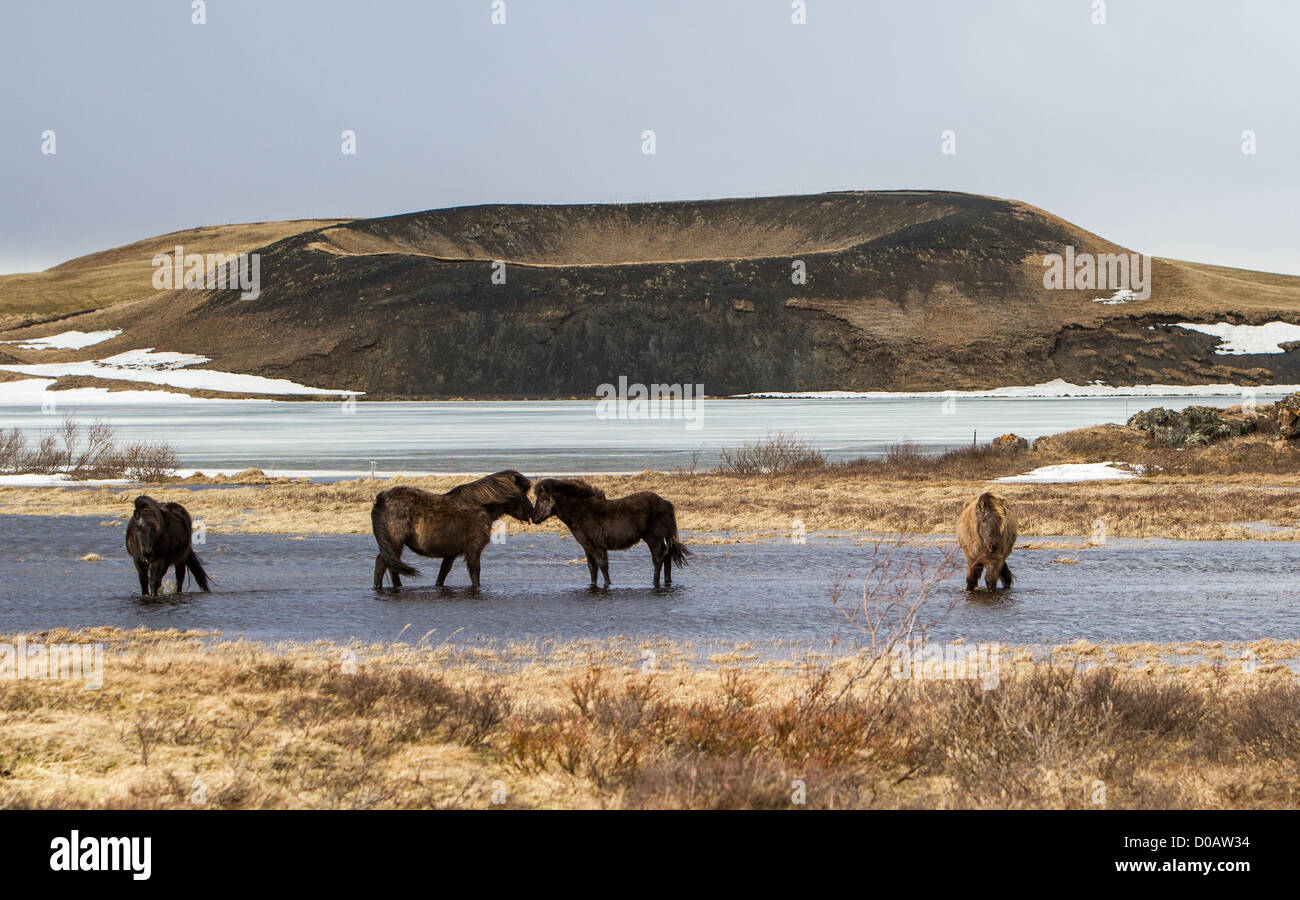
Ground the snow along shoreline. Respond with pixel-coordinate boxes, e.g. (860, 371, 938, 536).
(734, 379, 1300, 400)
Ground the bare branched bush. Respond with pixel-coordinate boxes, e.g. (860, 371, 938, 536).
(25, 434, 65, 475)
(0, 428, 26, 474)
(716, 431, 827, 475)
(671, 447, 706, 475)
(830, 538, 963, 659)
(1, 415, 179, 481)
(120, 442, 180, 482)
(882, 440, 927, 470)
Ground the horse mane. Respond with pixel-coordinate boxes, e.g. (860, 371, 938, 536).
(976, 491, 1006, 527)
(537, 478, 606, 500)
(447, 470, 531, 506)
(134, 495, 161, 512)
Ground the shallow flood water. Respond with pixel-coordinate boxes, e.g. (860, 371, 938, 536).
(1, 516, 1297, 651)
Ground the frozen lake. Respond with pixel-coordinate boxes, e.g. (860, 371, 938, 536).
(0, 392, 1283, 477)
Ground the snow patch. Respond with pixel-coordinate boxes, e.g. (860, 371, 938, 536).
(96, 349, 209, 370)
(0, 473, 128, 487)
(0, 348, 358, 397)
(0, 329, 122, 350)
(1174, 321, 1300, 355)
(0, 378, 265, 405)
(1092, 289, 1136, 305)
(994, 462, 1139, 484)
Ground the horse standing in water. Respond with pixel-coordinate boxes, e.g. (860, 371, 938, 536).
(530, 478, 689, 588)
(125, 496, 211, 597)
(370, 470, 533, 589)
(956, 491, 1018, 590)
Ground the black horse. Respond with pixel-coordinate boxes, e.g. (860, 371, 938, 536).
(530, 478, 688, 588)
(125, 496, 210, 597)
(371, 470, 533, 589)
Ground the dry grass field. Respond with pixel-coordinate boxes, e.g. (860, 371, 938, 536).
(2, 629, 1296, 809)
(5, 472, 1300, 542)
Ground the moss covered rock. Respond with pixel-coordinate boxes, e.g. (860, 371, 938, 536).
(1126, 405, 1253, 448)
(1275, 392, 1300, 439)
(991, 433, 1029, 452)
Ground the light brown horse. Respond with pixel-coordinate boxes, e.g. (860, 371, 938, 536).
(956, 491, 1018, 590)
(370, 470, 533, 589)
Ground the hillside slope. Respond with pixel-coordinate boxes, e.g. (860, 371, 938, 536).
(3, 192, 1300, 398)
(0, 219, 350, 330)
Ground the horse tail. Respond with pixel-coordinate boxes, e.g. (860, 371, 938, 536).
(668, 537, 690, 569)
(666, 506, 690, 569)
(186, 551, 212, 592)
(372, 491, 419, 577)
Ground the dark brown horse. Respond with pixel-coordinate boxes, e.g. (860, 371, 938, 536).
(370, 470, 533, 589)
(530, 478, 689, 588)
(125, 495, 211, 597)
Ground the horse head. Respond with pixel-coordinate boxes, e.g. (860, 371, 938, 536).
(530, 481, 557, 523)
(129, 495, 165, 559)
(530, 478, 604, 523)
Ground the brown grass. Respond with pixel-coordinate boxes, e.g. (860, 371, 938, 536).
(6, 466, 1300, 542)
(2, 630, 1297, 809)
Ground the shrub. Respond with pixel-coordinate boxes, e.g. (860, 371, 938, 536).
(716, 431, 827, 475)
(119, 442, 180, 482)
(0, 416, 179, 481)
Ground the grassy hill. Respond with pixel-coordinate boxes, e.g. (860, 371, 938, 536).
(0, 219, 350, 329)
(3, 192, 1300, 398)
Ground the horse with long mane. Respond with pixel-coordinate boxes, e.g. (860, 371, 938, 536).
(370, 470, 533, 589)
(530, 478, 689, 588)
(956, 491, 1018, 590)
(125, 495, 211, 597)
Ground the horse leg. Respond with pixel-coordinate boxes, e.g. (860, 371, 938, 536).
(174, 562, 186, 593)
(595, 549, 611, 588)
(999, 561, 1014, 589)
(148, 559, 167, 597)
(373, 554, 388, 589)
(436, 556, 456, 587)
(464, 550, 482, 590)
(586, 554, 598, 587)
(966, 561, 983, 591)
(984, 557, 1001, 590)
(648, 538, 665, 588)
(134, 560, 149, 596)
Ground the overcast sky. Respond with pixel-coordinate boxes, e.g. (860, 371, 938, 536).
(2, 0, 1297, 274)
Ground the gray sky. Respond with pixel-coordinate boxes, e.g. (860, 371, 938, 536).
(2, 0, 1297, 274)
